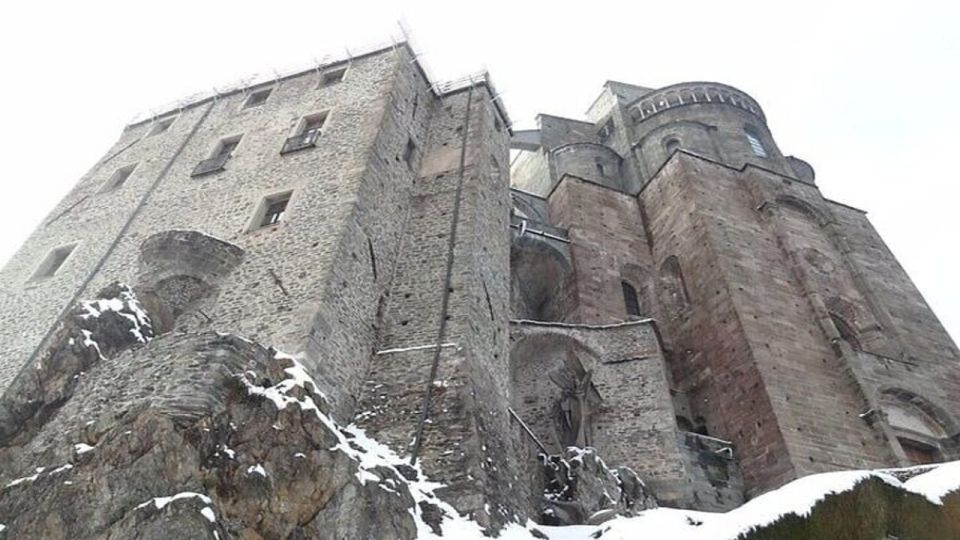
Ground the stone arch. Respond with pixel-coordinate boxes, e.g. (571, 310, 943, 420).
(511, 191, 548, 222)
(829, 312, 861, 351)
(510, 333, 603, 452)
(137, 230, 244, 333)
(658, 255, 690, 319)
(775, 195, 830, 227)
(879, 388, 955, 464)
(511, 235, 573, 321)
(825, 296, 864, 331)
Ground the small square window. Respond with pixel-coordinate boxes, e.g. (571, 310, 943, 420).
(243, 88, 273, 109)
(32, 244, 76, 280)
(321, 67, 347, 86)
(147, 116, 176, 137)
(214, 137, 241, 158)
(255, 192, 292, 229)
(101, 163, 137, 192)
(192, 135, 242, 177)
(281, 112, 327, 154)
(299, 113, 326, 138)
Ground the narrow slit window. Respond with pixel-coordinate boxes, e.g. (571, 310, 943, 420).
(32, 244, 76, 280)
(664, 137, 681, 155)
(243, 88, 273, 109)
(403, 138, 417, 169)
(102, 163, 137, 192)
(257, 192, 292, 228)
(622, 281, 642, 317)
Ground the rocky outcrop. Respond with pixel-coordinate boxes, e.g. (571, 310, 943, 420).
(0, 282, 152, 445)
(0, 287, 434, 539)
(0, 285, 683, 539)
(540, 447, 657, 526)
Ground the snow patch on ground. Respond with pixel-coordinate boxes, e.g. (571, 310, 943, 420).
(903, 460, 960, 504)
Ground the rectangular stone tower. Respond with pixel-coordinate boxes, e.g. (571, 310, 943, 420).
(0, 42, 528, 523)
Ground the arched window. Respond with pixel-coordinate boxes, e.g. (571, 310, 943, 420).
(744, 126, 768, 157)
(830, 312, 861, 351)
(663, 137, 681, 155)
(622, 280, 641, 317)
(881, 390, 950, 465)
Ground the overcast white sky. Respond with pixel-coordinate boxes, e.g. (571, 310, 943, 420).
(0, 0, 957, 342)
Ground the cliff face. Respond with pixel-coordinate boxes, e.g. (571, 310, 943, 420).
(1, 285, 957, 540)
(0, 285, 651, 539)
(0, 284, 426, 539)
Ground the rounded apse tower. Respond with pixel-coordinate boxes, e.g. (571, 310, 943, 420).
(625, 82, 813, 184)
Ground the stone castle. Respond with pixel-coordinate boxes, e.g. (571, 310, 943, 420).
(1, 41, 958, 535)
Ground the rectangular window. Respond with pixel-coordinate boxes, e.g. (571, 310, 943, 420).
(147, 116, 176, 137)
(746, 130, 768, 157)
(598, 117, 615, 140)
(32, 244, 76, 280)
(321, 67, 347, 86)
(101, 163, 137, 192)
(255, 191, 292, 229)
(192, 135, 242, 177)
(281, 112, 327, 154)
(243, 87, 273, 109)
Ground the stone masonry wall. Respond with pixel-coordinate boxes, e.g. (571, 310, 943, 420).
(638, 154, 796, 496)
(545, 176, 655, 324)
(508, 320, 696, 507)
(355, 83, 529, 527)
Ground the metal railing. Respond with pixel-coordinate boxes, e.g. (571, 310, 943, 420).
(280, 129, 321, 154)
(191, 152, 230, 177)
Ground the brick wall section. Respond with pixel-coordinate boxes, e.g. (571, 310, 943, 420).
(637, 154, 796, 495)
(545, 176, 654, 323)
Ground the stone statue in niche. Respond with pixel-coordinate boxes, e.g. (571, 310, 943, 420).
(549, 351, 602, 448)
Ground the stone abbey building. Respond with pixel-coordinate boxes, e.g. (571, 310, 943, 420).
(1, 41, 958, 526)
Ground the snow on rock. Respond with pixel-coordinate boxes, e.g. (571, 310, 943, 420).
(4, 468, 45, 488)
(136, 492, 213, 511)
(78, 284, 153, 343)
(239, 348, 960, 539)
(530, 461, 960, 540)
(200, 507, 216, 523)
(246, 464, 267, 477)
(74, 443, 95, 455)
